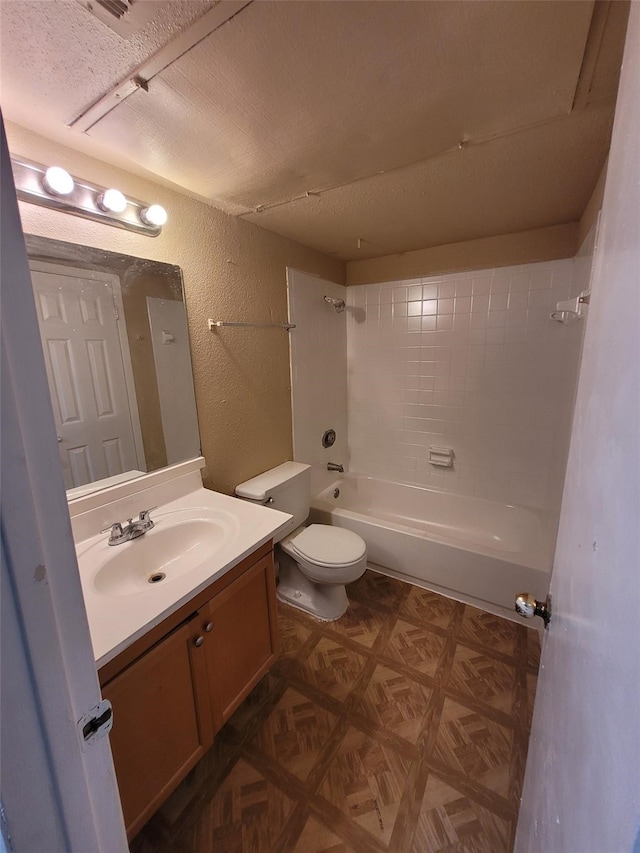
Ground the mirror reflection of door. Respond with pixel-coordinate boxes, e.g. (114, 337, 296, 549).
(146, 297, 200, 466)
(29, 261, 146, 490)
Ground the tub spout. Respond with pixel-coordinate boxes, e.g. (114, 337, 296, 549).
(327, 462, 344, 473)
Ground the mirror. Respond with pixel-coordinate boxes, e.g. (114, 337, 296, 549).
(25, 235, 201, 499)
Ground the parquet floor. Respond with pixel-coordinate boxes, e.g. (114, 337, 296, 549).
(131, 571, 541, 853)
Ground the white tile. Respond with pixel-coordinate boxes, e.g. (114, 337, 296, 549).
(454, 280, 473, 297)
(438, 282, 456, 299)
(340, 255, 584, 508)
(472, 277, 491, 295)
(472, 293, 490, 312)
(489, 292, 509, 312)
(438, 298, 455, 314)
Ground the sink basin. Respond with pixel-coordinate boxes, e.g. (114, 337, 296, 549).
(89, 511, 238, 596)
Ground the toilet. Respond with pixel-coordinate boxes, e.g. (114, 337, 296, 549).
(235, 462, 367, 621)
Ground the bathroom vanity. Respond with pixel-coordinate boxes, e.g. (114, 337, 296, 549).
(70, 458, 291, 839)
(98, 540, 276, 838)
(30, 238, 294, 838)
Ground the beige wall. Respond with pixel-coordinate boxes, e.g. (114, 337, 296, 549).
(7, 122, 345, 494)
(345, 222, 579, 285)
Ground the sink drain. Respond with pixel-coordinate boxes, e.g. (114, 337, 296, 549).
(148, 572, 166, 584)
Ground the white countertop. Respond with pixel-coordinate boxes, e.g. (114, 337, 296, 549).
(75, 486, 291, 669)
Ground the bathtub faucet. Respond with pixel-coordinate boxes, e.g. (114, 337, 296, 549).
(327, 462, 344, 473)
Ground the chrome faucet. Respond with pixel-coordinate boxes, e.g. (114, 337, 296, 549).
(327, 462, 344, 473)
(101, 507, 156, 546)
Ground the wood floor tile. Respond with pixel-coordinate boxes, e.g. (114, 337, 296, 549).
(318, 725, 413, 846)
(298, 637, 368, 702)
(447, 643, 517, 715)
(178, 758, 295, 853)
(278, 608, 315, 658)
(251, 688, 338, 781)
(400, 586, 459, 630)
(526, 628, 542, 672)
(410, 774, 511, 853)
(291, 816, 357, 852)
(347, 570, 406, 610)
(227, 671, 283, 734)
(432, 698, 514, 799)
(132, 575, 538, 852)
(458, 607, 520, 657)
(325, 599, 389, 649)
(384, 618, 447, 679)
(354, 662, 432, 744)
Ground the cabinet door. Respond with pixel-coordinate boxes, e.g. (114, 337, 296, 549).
(200, 555, 278, 730)
(102, 616, 213, 838)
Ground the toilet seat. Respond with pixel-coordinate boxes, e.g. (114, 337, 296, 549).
(281, 524, 366, 569)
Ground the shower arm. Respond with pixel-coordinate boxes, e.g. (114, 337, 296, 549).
(324, 295, 345, 313)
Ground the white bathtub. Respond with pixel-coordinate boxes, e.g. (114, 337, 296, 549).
(309, 474, 554, 616)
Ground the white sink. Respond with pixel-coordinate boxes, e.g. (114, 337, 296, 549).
(83, 508, 239, 597)
(74, 485, 292, 668)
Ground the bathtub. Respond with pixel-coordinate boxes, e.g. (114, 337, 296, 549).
(309, 474, 554, 616)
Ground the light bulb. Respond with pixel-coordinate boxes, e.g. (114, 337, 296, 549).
(140, 204, 168, 227)
(98, 188, 127, 213)
(42, 166, 74, 196)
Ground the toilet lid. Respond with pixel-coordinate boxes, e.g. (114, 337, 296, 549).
(286, 524, 366, 566)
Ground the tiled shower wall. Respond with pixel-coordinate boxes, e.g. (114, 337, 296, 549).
(347, 252, 592, 510)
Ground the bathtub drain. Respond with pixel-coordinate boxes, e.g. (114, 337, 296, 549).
(148, 572, 166, 584)
(333, 488, 340, 499)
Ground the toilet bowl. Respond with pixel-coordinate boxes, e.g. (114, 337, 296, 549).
(235, 462, 367, 621)
(278, 524, 367, 620)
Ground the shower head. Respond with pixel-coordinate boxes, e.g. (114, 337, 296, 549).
(324, 295, 345, 313)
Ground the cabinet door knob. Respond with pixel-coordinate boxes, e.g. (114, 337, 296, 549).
(204, 621, 214, 632)
(194, 636, 205, 647)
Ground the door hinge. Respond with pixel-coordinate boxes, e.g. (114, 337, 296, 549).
(113, 303, 120, 320)
(78, 699, 113, 749)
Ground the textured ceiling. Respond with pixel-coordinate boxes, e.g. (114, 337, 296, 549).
(0, 0, 629, 260)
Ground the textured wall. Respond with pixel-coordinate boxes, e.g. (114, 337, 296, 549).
(346, 223, 578, 285)
(7, 122, 345, 494)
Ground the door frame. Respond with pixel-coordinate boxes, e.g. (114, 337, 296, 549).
(29, 259, 147, 476)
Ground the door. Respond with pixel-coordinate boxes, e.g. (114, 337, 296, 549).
(515, 9, 640, 852)
(1, 119, 128, 851)
(146, 296, 200, 465)
(102, 616, 213, 838)
(30, 262, 143, 488)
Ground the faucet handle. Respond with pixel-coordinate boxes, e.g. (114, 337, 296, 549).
(100, 521, 124, 536)
(138, 506, 157, 528)
(100, 521, 132, 546)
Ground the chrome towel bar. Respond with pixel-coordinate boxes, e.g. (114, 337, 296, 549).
(208, 319, 296, 331)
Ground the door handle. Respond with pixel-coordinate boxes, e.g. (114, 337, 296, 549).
(515, 592, 552, 628)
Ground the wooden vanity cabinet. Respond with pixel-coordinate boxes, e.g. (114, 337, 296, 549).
(200, 556, 278, 729)
(100, 616, 213, 836)
(99, 542, 278, 839)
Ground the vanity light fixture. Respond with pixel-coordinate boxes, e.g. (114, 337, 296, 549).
(11, 156, 167, 237)
(97, 188, 128, 214)
(139, 204, 168, 227)
(42, 166, 75, 196)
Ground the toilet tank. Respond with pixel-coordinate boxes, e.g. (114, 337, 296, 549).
(235, 462, 311, 541)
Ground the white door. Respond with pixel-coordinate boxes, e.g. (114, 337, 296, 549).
(30, 263, 142, 488)
(146, 296, 200, 465)
(515, 9, 640, 852)
(1, 119, 127, 851)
